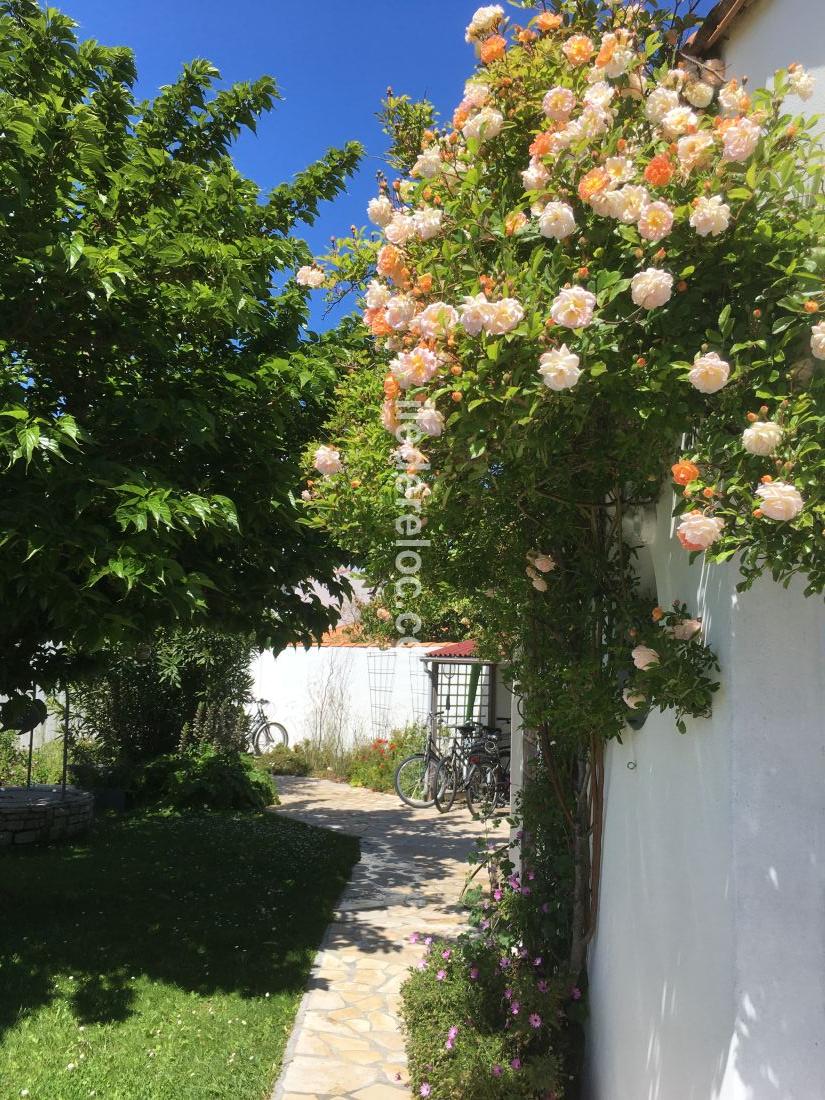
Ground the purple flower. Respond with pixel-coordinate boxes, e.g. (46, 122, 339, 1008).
(499, 957, 510, 970)
(541, 902, 550, 914)
(416, 959, 426, 970)
(527, 870, 535, 881)
(441, 949, 452, 960)
(533, 957, 543, 967)
(516, 829, 524, 840)
(480, 919, 490, 930)
(493, 888, 503, 901)
(529, 1013, 542, 1029)
(445, 1038, 454, 1050)
(504, 987, 513, 1001)
(511, 1001, 521, 1015)
(436, 969, 446, 981)
(570, 986, 582, 1001)
(469, 966, 479, 980)
(521, 886, 532, 897)
(492, 1064, 503, 1077)
(537, 979, 548, 993)
(424, 936, 433, 947)
(420, 1085, 431, 1098)
(448, 1026, 458, 1040)
(511, 1057, 522, 1070)
(409, 932, 420, 944)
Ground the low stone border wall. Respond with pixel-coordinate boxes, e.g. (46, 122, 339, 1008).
(0, 785, 94, 846)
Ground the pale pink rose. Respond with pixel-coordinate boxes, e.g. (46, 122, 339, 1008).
(688, 351, 730, 394)
(645, 86, 680, 124)
(462, 107, 504, 144)
(376, 607, 392, 622)
(380, 398, 399, 434)
(365, 279, 391, 310)
(638, 201, 674, 242)
(584, 81, 615, 109)
(662, 67, 687, 90)
(742, 421, 782, 456)
(550, 287, 596, 328)
(788, 66, 815, 101)
(313, 445, 342, 476)
(405, 482, 431, 503)
(718, 80, 750, 117)
(671, 618, 702, 641)
(684, 79, 714, 108)
(542, 86, 576, 121)
(416, 402, 445, 437)
(810, 321, 825, 360)
(385, 295, 417, 332)
(562, 34, 595, 67)
(602, 46, 635, 79)
(529, 552, 556, 573)
(465, 4, 504, 43)
(522, 159, 550, 192)
(721, 117, 761, 162)
(661, 106, 698, 139)
(604, 156, 634, 183)
(413, 207, 444, 240)
(538, 201, 576, 240)
(396, 442, 428, 469)
(390, 346, 440, 389)
(631, 645, 660, 670)
(591, 188, 623, 217)
(412, 147, 442, 179)
(463, 81, 491, 109)
(689, 195, 730, 237)
(623, 687, 646, 710)
(296, 265, 325, 288)
(577, 104, 612, 140)
(300, 489, 311, 501)
(486, 297, 524, 335)
(367, 195, 394, 228)
(538, 344, 582, 391)
(614, 184, 649, 224)
(385, 213, 416, 245)
(526, 566, 548, 592)
(676, 132, 715, 171)
(630, 268, 673, 310)
(676, 511, 725, 551)
(755, 480, 804, 521)
(416, 302, 459, 341)
(460, 293, 495, 336)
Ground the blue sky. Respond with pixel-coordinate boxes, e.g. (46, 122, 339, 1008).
(58, 0, 479, 327)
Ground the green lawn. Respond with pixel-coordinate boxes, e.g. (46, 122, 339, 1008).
(0, 810, 359, 1100)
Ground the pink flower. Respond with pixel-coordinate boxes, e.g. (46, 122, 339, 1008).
(755, 480, 804, 521)
(448, 1026, 458, 1040)
(570, 987, 582, 1001)
(631, 644, 660, 670)
(676, 512, 725, 552)
(550, 287, 596, 328)
(409, 932, 420, 944)
(436, 969, 447, 981)
(511, 1001, 521, 1015)
(511, 1057, 522, 1070)
(441, 949, 452, 960)
(529, 1013, 542, 1028)
(671, 618, 702, 641)
(537, 979, 549, 992)
(420, 1084, 431, 1098)
(688, 351, 730, 394)
(313, 445, 342, 476)
(543, 86, 576, 121)
(637, 201, 674, 242)
(469, 966, 479, 980)
(492, 1064, 503, 1077)
(493, 888, 503, 901)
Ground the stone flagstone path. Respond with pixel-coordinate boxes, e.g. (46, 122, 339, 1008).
(270, 776, 494, 1100)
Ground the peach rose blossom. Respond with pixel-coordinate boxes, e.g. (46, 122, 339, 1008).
(645, 86, 680, 124)
(542, 85, 576, 121)
(367, 194, 394, 228)
(583, 81, 615, 109)
(385, 212, 416, 245)
(412, 147, 442, 179)
(718, 79, 750, 117)
(380, 398, 399, 434)
(465, 4, 505, 43)
(522, 159, 551, 192)
(529, 552, 556, 573)
(676, 511, 725, 551)
(538, 344, 582, 391)
(661, 106, 698, 139)
(562, 34, 595, 67)
(671, 618, 702, 641)
(631, 645, 660, 669)
(613, 184, 650, 224)
(538, 201, 576, 240)
(605, 156, 634, 183)
(385, 295, 417, 332)
(688, 351, 730, 394)
(487, 297, 524, 335)
(788, 66, 815, 101)
(676, 132, 715, 171)
(413, 207, 444, 240)
(630, 268, 673, 309)
(810, 321, 825, 360)
(296, 265, 325, 288)
(390, 346, 440, 389)
(416, 302, 459, 341)
(550, 287, 597, 328)
(755, 480, 804, 521)
(742, 421, 783, 456)
(526, 565, 548, 591)
(623, 687, 646, 709)
(313, 445, 343, 476)
(463, 81, 491, 108)
(460, 292, 495, 336)
(684, 79, 714, 108)
(462, 106, 504, 143)
(637, 200, 674, 242)
(720, 117, 761, 162)
(689, 194, 731, 237)
(416, 401, 445, 438)
(365, 280, 391, 310)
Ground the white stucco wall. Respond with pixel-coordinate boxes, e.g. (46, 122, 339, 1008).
(585, 492, 825, 1100)
(249, 644, 432, 747)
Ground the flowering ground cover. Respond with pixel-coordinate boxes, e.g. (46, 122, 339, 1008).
(0, 811, 358, 1099)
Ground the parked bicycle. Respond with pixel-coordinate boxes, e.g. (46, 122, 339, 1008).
(434, 721, 510, 815)
(249, 699, 289, 755)
(393, 713, 446, 808)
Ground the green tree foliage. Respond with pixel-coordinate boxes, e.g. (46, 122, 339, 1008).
(0, 1, 362, 710)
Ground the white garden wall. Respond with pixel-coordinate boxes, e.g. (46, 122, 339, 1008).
(249, 644, 432, 748)
(585, 492, 825, 1100)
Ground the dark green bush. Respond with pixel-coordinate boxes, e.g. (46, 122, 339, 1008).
(180, 701, 249, 755)
(255, 744, 311, 776)
(345, 724, 426, 791)
(401, 936, 565, 1099)
(0, 730, 26, 785)
(135, 748, 277, 811)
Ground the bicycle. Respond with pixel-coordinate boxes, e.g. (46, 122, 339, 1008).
(464, 732, 511, 818)
(249, 699, 289, 755)
(434, 722, 510, 815)
(393, 714, 446, 808)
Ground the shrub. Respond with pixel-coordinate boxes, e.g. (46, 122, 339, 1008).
(401, 936, 565, 1099)
(135, 748, 277, 812)
(255, 744, 311, 776)
(345, 724, 426, 791)
(0, 731, 26, 785)
(180, 701, 250, 755)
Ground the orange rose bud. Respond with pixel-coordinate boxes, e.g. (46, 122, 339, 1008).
(652, 606, 664, 622)
(480, 35, 506, 64)
(803, 300, 819, 313)
(350, 479, 361, 489)
(644, 154, 674, 187)
(578, 266, 590, 279)
(416, 273, 433, 293)
(760, 475, 773, 483)
(450, 365, 463, 376)
(422, 130, 435, 145)
(677, 280, 689, 293)
(517, 29, 537, 45)
(753, 308, 761, 318)
(450, 391, 463, 402)
(746, 411, 758, 422)
(505, 210, 528, 236)
(703, 487, 715, 499)
(683, 488, 692, 498)
(753, 508, 763, 517)
(672, 460, 700, 486)
(654, 248, 667, 261)
(392, 180, 401, 192)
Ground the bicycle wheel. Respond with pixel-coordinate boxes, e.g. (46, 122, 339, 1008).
(434, 758, 458, 814)
(254, 721, 289, 754)
(465, 764, 499, 818)
(394, 753, 438, 808)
